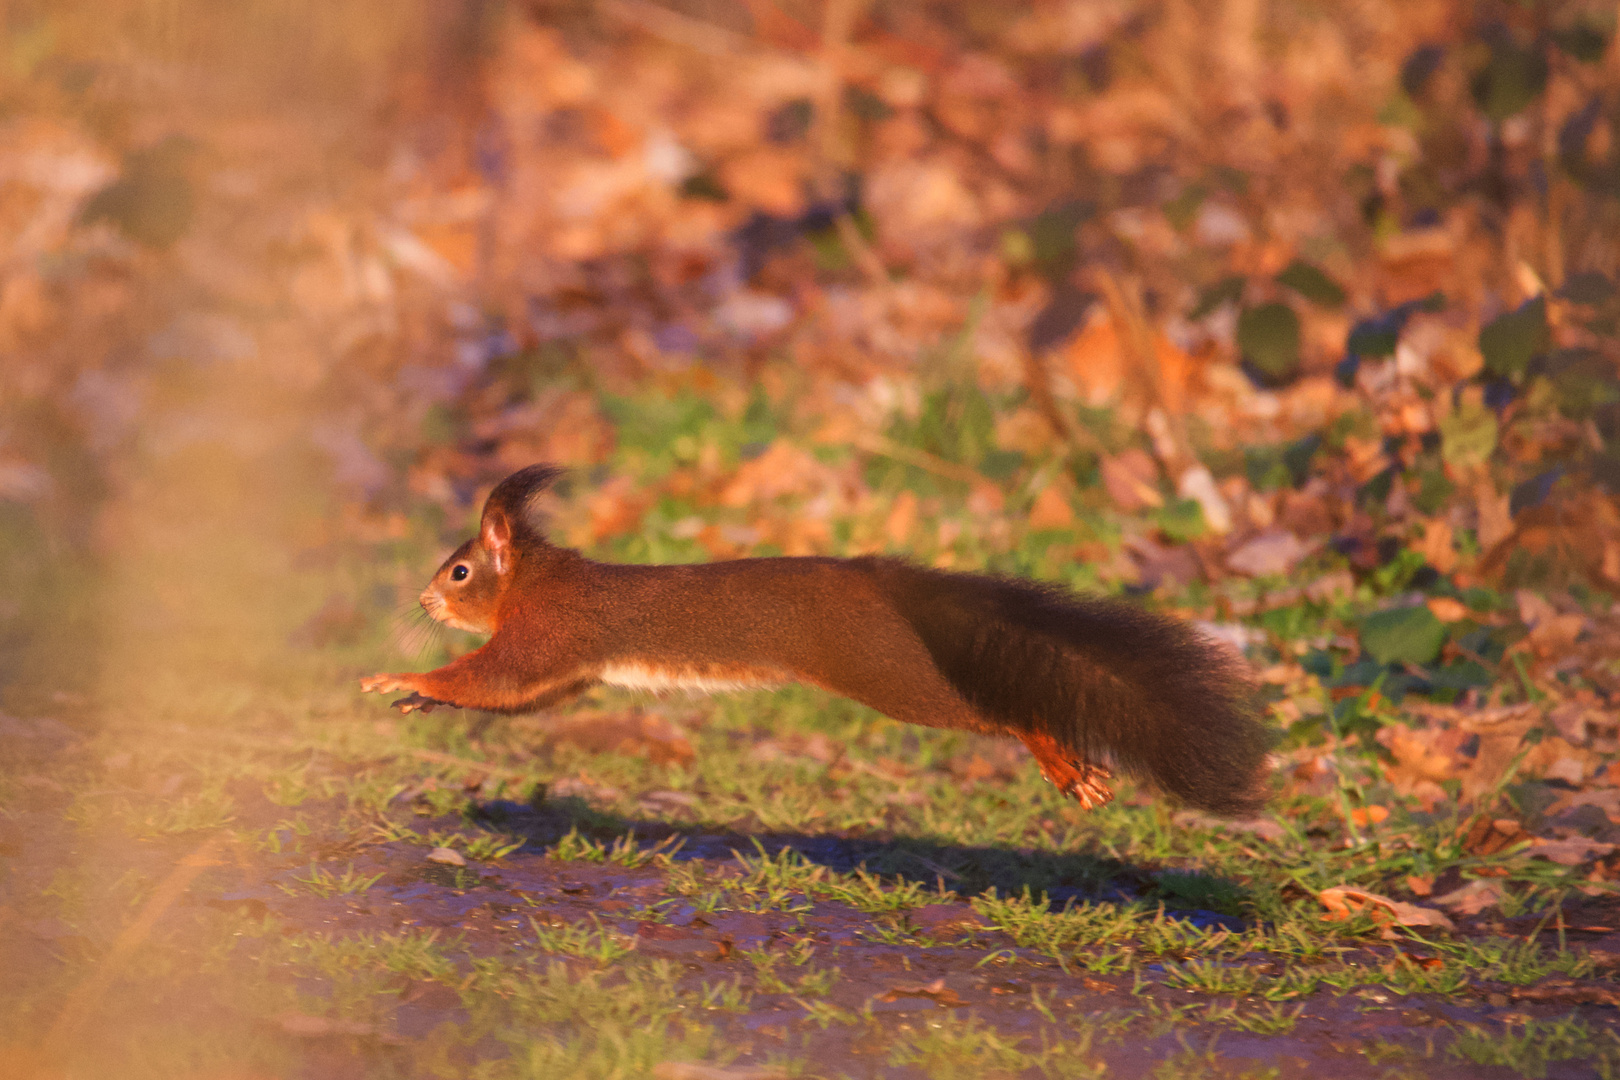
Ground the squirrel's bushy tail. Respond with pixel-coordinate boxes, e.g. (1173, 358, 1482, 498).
(859, 557, 1271, 816)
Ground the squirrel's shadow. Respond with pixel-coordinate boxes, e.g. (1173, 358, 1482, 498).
(468, 794, 1251, 930)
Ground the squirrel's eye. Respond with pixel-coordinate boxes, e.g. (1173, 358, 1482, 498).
(450, 564, 470, 581)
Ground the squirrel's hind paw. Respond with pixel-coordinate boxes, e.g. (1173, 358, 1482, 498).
(1020, 731, 1115, 810)
(390, 692, 447, 714)
(1058, 762, 1115, 810)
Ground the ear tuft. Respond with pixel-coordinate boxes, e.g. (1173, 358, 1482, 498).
(481, 464, 564, 542)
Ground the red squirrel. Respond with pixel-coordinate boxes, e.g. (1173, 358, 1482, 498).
(362, 465, 1270, 816)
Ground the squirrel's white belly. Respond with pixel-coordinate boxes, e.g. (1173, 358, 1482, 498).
(599, 661, 785, 694)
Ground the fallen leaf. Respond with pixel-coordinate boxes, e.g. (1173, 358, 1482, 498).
(1360, 605, 1446, 665)
(1317, 886, 1454, 930)
(1433, 879, 1504, 916)
(1456, 706, 1541, 801)
(1508, 979, 1620, 1006)
(1426, 596, 1468, 622)
(878, 977, 967, 1008)
(1176, 464, 1232, 534)
(1027, 484, 1075, 530)
(907, 904, 989, 935)
(1100, 449, 1163, 511)
(1475, 481, 1515, 552)
(1439, 392, 1498, 469)
(1349, 805, 1390, 828)
(1303, 568, 1355, 603)
(1236, 302, 1302, 384)
(1459, 816, 1528, 857)
(1526, 837, 1617, 867)
(1225, 529, 1311, 577)
(1527, 613, 1587, 659)
(1415, 519, 1457, 573)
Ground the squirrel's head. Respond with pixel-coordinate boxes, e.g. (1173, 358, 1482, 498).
(420, 465, 563, 633)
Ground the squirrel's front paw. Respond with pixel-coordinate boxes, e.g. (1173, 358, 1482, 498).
(390, 692, 448, 714)
(360, 673, 416, 695)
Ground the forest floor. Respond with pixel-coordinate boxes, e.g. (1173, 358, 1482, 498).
(4, 361, 1618, 1080)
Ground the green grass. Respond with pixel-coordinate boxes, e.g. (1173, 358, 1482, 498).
(1447, 1015, 1620, 1078)
(278, 861, 386, 898)
(17, 660, 1618, 1078)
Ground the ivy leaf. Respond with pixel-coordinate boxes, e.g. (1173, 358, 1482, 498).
(1347, 318, 1399, 358)
(1439, 395, 1499, 469)
(1275, 259, 1347, 307)
(1469, 34, 1549, 121)
(1552, 16, 1613, 64)
(1237, 302, 1302, 385)
(1361, 606, 1446, 666)
(1154, 497, 1207, 543)
(1478, 296, 1549, 378)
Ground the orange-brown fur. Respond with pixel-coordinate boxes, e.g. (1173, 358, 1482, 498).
(362, 465, 1272, 816)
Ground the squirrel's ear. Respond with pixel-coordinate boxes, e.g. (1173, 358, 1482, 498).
(479, 464, 564, 564)
(481, 507, 514, 573)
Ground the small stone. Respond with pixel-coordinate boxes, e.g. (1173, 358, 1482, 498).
(426, 847, 466, 866)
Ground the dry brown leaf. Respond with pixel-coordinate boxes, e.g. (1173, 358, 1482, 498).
(1060, 311, 1126, 404)
(1349, 805, 1389, 828)
(1459, 815, 1529, 857)
(1426, 596, 1468, 622)
(1317, 886, 1454, 931)
(1433, 879, 1503, 916)
(1225, 530, 1311, 578)
(718, 147, 807, 218)
(1415, 519, 1457, 573)
(1456, 706, 1541, 803)
(878, 977, 968, 1007)
(907, 905, 989, 936)
(1378, 722, 1470, 805)
(1475, 483, 1515, 553)
(1508, 979, 1620, 1006)
(1276, 488, 1334, 539)
(1027, 484, 1075, 530)
(1526, 837, 1617, 867)
(1100, 449, 1162, 511)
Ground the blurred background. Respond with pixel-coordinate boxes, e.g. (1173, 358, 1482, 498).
(4, 3, 1620, 1074)
(1, 0, 1619, 768)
